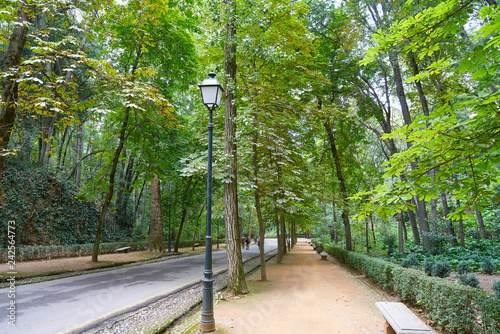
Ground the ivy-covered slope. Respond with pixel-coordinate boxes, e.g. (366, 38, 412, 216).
(0, 162, 122, 248)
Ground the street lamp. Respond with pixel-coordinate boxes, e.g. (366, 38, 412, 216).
(198, 72, 224, 333)
(168, 198, 172, 252)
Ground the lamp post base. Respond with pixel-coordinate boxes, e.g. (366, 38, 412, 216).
(197, 321, 217, 333)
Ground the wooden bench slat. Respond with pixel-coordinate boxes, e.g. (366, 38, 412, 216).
(375, 302, 435, 334)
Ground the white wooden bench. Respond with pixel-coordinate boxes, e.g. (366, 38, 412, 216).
(115, 246, 131, 253)
(320, 252, 328, 260)
(375, 302, 436, 334)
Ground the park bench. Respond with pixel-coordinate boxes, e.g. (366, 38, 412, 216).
(194, 243, 200, 247)
(375, 302, 436, 334)
(115, 246, 131, 253)
(320, 252, 328, 260)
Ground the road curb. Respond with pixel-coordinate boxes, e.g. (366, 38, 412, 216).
(74, 248, 278, 334)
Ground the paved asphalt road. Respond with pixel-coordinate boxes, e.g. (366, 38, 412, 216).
(0, 239, 277, 334)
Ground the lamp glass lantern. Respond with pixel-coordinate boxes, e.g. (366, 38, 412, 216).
(198, 72, 224, 110)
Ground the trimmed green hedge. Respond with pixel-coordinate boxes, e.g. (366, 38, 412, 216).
(324, 244, 500, 334)
(0, 241, 149, 262)
(1, 239, 227, 262)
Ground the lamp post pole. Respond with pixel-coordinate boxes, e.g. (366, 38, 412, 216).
(198, 72, 223, 333)
(199, 105, 215, 332)
(168, 198, 172, 252)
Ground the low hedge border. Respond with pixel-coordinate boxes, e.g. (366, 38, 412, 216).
(323, 244, 500, 334)
(1, 242, 149, 262)
(1, 239, 227, 262)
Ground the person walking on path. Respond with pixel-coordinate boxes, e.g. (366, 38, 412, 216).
(214, 241, 387, 333)
(245, 236, 250, 250)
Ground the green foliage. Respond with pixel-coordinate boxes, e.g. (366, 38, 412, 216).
(493, 281, 500, 298)
(423, 258, 434, 276)
(0, 162, 125, 248)
(382, 235, 396, 256)
(458, 274, 481, 289)
(403, 240, 499, 275)
(424, 232, 450, 256)
(325, 245, 500, 333)
(457, 260, 471, 275)
(401, 254, 419, 269)
(0, 242, 148, 262)
(431, 259, 451, 278)
(482, 258, 495, 275)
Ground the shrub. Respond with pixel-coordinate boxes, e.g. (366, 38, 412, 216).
(470, 254, 482, 263)
(323, 245, 499, 333)
(401, 254, 419, 268)
(423, 232, 450, 255)
(382, 235, 396, 256)
(423, 258, 434, 276)
(456, 260, 470, 275)
(459, 274, 481, 289)
(493, 281, 500, 298)
(481, 258, 495, 275)
(432, 259, 451, 278)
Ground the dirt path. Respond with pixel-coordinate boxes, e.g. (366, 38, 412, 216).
(214, 242, 387, 334)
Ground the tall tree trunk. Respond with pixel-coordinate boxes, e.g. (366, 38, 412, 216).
(0, 3, 32, 174)
(149, 174, 163, 252)
(441, 192, 458, 246)
(274, 194, 282, 264)
(370, 214, 376, 244)
(57, 125, 69, 168)
(457, 199, 465, 247)
(248, 207, 253, 240)
(475, 205, 487, 239)
(92, 49, 142, 262)
(323, 119, 352, 251)
(278, 163, 286, 256)
(223, 0, 247, 295)
(135, 179, 146, 216)
(365, 219, 370, 254)
(397, 212, 404, 253)
(74, 125, 83, 187)
(407, 197, 421, 245)
(174, 208, 188, 252)
(389, 50, 430, 248)
(116, 155, 138, 234)
(174, 176, 196, 252)
(252, 111, 267, 280)
(192, 203, 205, 250)
(92, 105, 131, 262)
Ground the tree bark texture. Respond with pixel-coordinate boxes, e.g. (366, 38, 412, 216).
(389, 50, 430, 247)
(278, 164, 287, 256)
(274, 194, 282, 263)
(174, 207, 188, 252)
(92, 105, 130, 262)
(475, 205, 487, 239)
(323, 120, 352, 251)
(251, 87, 266, 280)
(223, 0, 247, 295)
(149, 174, 163, 252)
(92, 49, 141, 262)
(441, 192, 458, 246)
(397, 212, 404, 253)
(0, 4, 32, 174)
